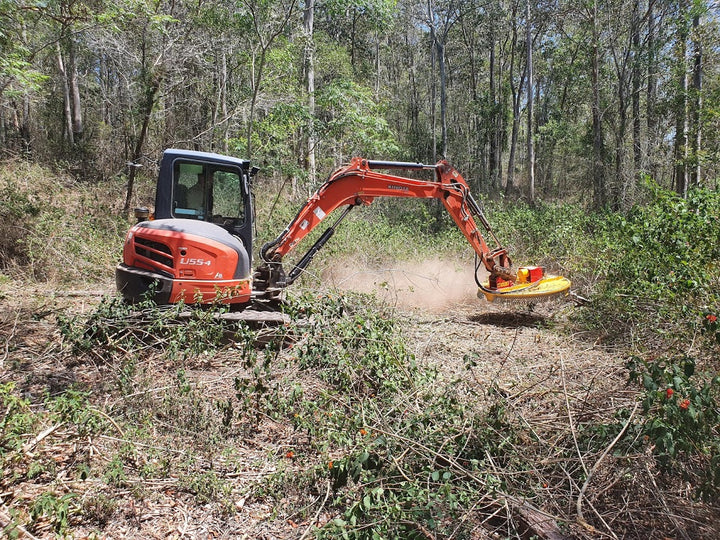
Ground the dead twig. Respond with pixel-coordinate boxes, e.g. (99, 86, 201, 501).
(1, 312, 21, 369)
(22, 422, 64, 456)
(576, 401, 639, 538)
(298, 479, 331, 540)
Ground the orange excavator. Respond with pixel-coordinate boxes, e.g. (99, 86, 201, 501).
(116, 150, 570, 311)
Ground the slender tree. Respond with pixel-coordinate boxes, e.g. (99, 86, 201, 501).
(526, 0, 535, 203)
(689, 6, 703, 186)
(303, 0, 316, 185)
(243, 0, 298, 158)
(673, 1, 690, 197)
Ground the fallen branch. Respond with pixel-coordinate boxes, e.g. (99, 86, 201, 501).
(299, 479, 331, 540)
(576, 401, 639, 536)
(22, 422, 64, 456)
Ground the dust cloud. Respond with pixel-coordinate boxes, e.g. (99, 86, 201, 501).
(320, 257, 487, 313)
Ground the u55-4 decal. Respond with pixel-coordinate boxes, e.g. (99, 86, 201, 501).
(180, 257, 212, 266)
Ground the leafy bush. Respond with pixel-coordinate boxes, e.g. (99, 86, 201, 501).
(248, 293, 534, 538)
(587, 351, 720, 500)
(59, 294, 231, 361)
(0, 159, 128, 282)
(486, 199, 610, 279)
(585, 183, 720, 344)
(0, 182, 40, 268)
(484, 184, 720, 347)
(0, 383, 37, 456)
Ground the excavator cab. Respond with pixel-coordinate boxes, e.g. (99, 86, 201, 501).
(117, 149, 258, 305)
(153, 149, 256, 253)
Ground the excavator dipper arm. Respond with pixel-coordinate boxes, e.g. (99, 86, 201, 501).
(254, 157, 515, 296)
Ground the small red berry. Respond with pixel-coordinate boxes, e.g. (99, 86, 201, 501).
(706, 314, 717, 323)
(679, 399, 690, 410)
(666, 388, 674, 399)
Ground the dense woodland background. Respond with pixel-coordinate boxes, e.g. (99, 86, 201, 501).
(2, 0, 719, 208)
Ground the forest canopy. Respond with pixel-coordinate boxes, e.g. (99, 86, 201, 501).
(1, 0, 719, 208)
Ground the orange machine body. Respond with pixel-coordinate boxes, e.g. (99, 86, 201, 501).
(118, 219, 252, 305)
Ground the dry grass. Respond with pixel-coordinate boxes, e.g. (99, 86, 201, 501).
(1, 280, 718, 539)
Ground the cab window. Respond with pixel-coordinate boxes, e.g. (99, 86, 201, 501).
(173, 162, 206, 219)
(212, 170, 245, 222)
(172, 162, 245, 223)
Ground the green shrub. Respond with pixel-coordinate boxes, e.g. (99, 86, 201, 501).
(585, 183, 720, 344)
(249, 293, 534, 538)
(0, 160, 128, 282)
(0, 383, 37, 456)
(0, 183, 40, 268)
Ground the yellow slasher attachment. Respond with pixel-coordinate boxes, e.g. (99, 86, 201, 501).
(479, 265, 571, 303)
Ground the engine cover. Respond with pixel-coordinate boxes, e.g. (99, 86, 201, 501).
(117, 219, 252, 305)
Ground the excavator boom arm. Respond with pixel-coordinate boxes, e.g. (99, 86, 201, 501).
(254, 157, 513, 294)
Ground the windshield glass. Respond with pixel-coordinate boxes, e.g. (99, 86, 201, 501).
(172, 161, 245, 224)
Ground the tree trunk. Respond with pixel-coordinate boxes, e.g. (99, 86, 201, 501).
(489, 37, 500, 191)
(591, 1, 606, 208)
(123, 74, 161, 214)
(304, 0, 316, 185)
(57, 43, 74, 146)
(646, 1, 658, 180)
(68, 38, 83, 141)
(690, 12, 702, 187)
(631, 0, 641, 180)
(437, 38, 447, 158)
(429, 23, 437, 163)
(673, 5, 689, 197)
(526, 0, 535, 203)
(505, 3, 524, 197)
(221, 51, 229, 153)
(615, 80, 627, 210)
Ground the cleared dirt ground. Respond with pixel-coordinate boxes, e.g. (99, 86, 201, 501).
(1, 263, 717, 539)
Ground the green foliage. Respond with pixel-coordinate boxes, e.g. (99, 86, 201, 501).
(584, 183, 720, 341)
(316, 79, 400, 159)
(0, 183, 40, 267)
(103, 454, 128, 488)
(30, 492, 77, 535)
(240, 101, 310, 178)
(0, 162, 127, 281)
(485, 184, 720, 347)
(608, 184, 720, 299)
(0, 383, 37, 455)
(59, 294, 231, 361)
(617, 351, 720, 499)
(178, 469, 233, 510)
(484, 199, 606, 273)
(291, 291, 423, 397)
(247, 292, 532, 538)
(45, 387, 107, 436)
